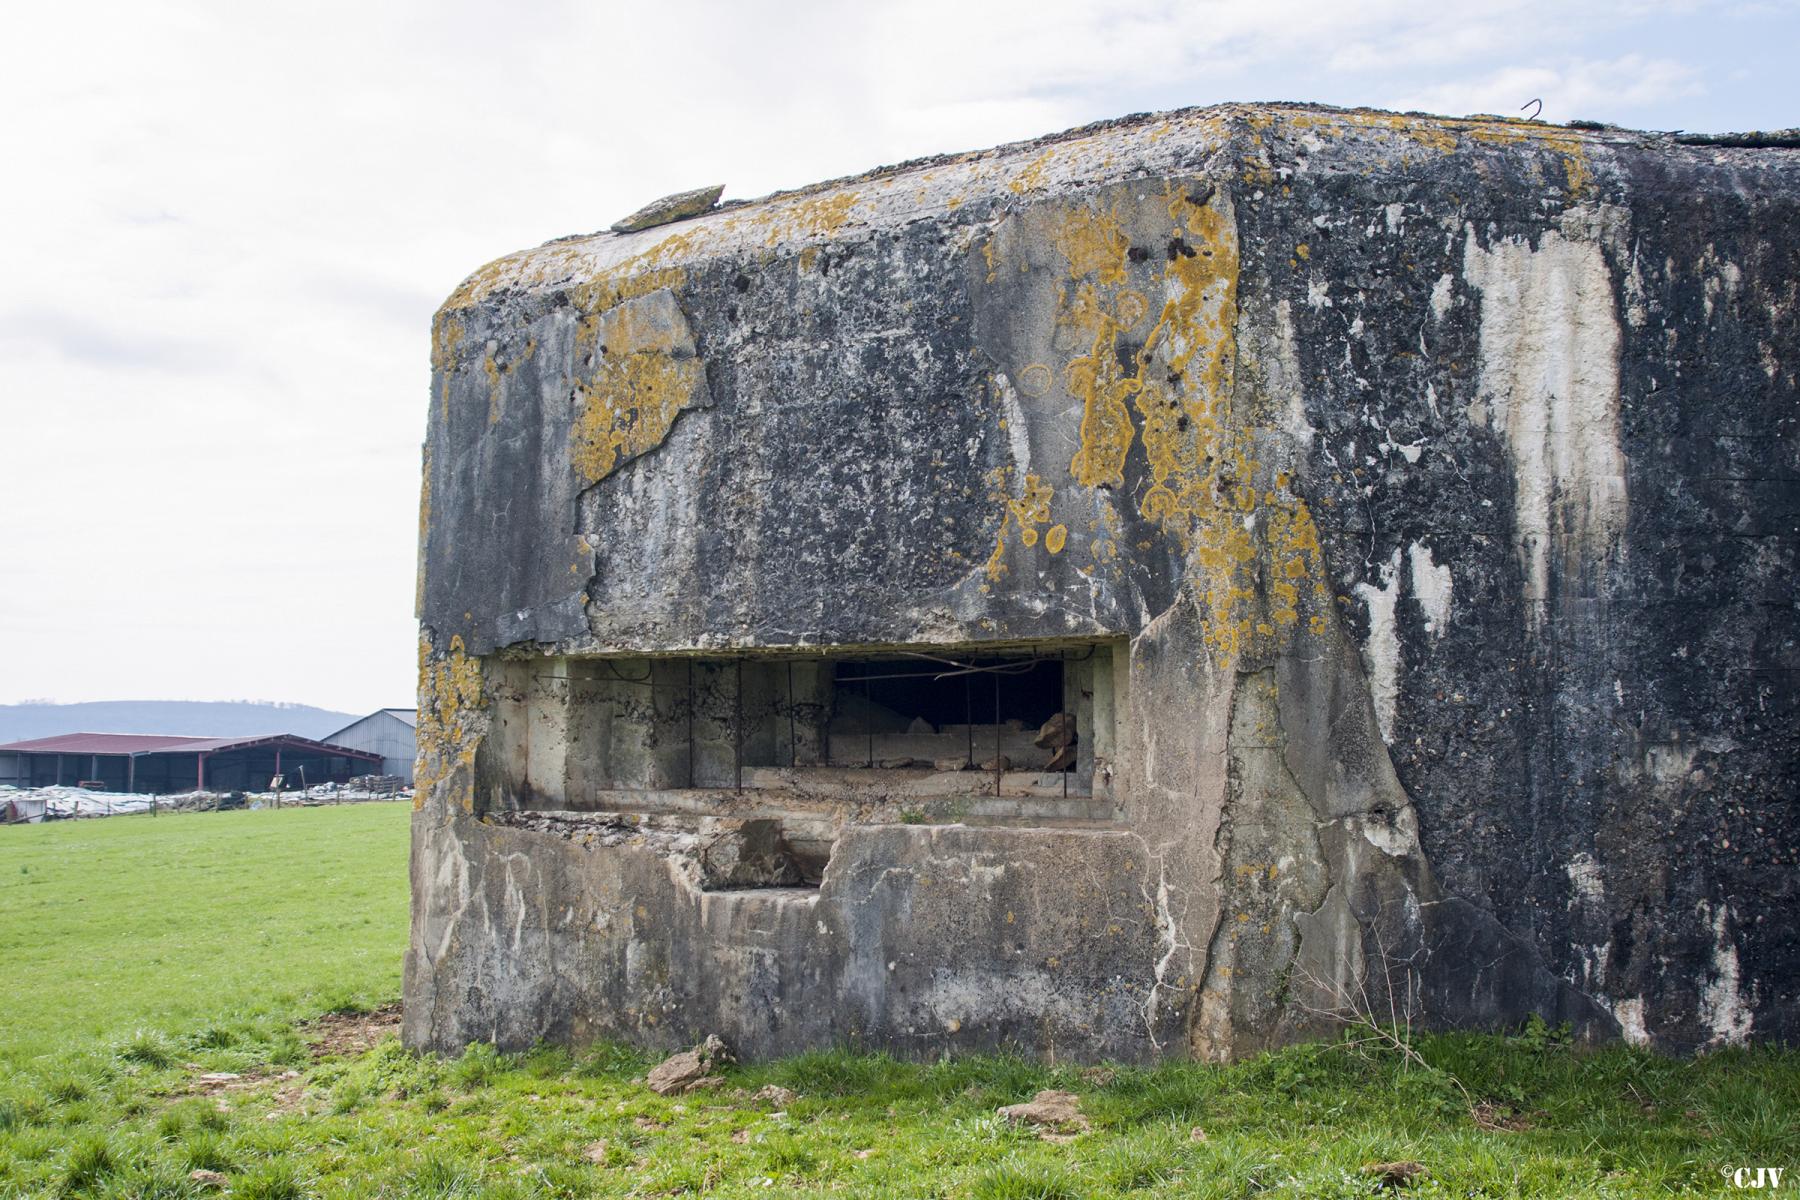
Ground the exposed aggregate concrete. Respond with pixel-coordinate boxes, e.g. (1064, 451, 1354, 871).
(409, 102, 1798, 1061)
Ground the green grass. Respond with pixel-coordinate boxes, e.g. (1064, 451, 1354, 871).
(0, 805, 407, 1066)
(1, 805, 1794, 1198)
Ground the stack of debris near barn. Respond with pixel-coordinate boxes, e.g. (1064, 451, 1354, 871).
(0, 732, 380, 795)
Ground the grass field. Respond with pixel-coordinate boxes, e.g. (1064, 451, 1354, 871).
(2, 804, 408, 1066)
(1, 805, 1794, 1198)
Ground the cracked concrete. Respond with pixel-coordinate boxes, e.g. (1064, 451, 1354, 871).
(409, 102, 1799, 1061)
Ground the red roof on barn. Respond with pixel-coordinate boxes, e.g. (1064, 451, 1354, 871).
(0, 732, 380, 761)
(0, 733, 213, 755)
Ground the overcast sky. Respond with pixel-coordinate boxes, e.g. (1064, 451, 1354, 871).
(1, 1, 1794, 714)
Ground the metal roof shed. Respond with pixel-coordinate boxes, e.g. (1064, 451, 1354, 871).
(0, 732, 382, 794)
(321, 708, 417, 782)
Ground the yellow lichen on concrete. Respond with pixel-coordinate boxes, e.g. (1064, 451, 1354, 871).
(1461, 119, 1592, 194)
(1008, 149, 1057, 195)
(1052, 184, 1239, 525)
(415, 631, 484, 811)
(1056, 199, 1145, 490)
(431, 316, 464, 421)
(441, 217, 713, 320)
(440, 242, 595, 314)
(550, 231, 720, 486)
(566, 278, 705, 485)
(1289, 109, 1591, 196)
(1134, 187, 1239, 538)
(568, 262, 691, 320)
(570, 349, 702, 483)
(1027, 179, 1334, 664)
(415, 445, 431, 618)
(1052, 202, 1132, 286)
(982, 468, 1055, 584)
(483, 338, 536, 425)
(761, 191, 861, 248)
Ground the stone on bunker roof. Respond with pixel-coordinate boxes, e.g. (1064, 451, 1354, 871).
(610, 184, 725, 234)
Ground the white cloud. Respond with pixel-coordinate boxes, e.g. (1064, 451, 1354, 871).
(0, 0, 1782, 711)
(1387, 53, 1706, 122)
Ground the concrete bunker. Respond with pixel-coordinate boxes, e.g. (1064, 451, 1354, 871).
(479, 641, 1122, 889)
(408, 103, 1798, 1062)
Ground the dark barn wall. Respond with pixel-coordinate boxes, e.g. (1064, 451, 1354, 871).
(408, 104, 1797, 1061)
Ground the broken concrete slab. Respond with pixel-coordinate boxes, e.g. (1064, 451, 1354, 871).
(697, 819, 801, 890)
(1033, 712, 1076, 750)
(997, 1089, 1088, 1132)
(645, 1034, 733, 1095)
(610, 184, 724, 233)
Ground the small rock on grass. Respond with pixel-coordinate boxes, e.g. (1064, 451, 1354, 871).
(646, 1034, 734, 1096)
(1362, 1161, 1429, 1189)
(189, 1170, 227, 1188)
(752, 1084, 796, 1106)
(582, 1140, 608, 1164)
(646, 1050, 707, 1095)
(997, 1089, 1089, 1136)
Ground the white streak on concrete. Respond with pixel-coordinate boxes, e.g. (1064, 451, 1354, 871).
(1462, 221, 1628, 635)
(1613, 997, 1651, 1046)
(1354, 549, 1403, 744)
(1355, 804, 1420, 857)
(1407, 542, 1453, 639)
(1130, 836, 1195, 1051)
(994, 372, 1032, 474)
(1697, 902, 1754, 1046)
(1564, 852, 1605, 908)
(1430, 272, 1454, 320)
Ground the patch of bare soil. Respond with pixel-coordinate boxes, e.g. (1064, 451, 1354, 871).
(178, 1067, 291, 1096)
(1471, 1102, 1535, 1132)
(305, 1003, 402, 1059)
(173, 1065, 305, 1113)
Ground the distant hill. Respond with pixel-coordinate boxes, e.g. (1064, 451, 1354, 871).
(0, 701, 362, 744)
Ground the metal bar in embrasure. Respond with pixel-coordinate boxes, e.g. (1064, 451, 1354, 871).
(992, 673, 1002, 796)
(964, 673, 973, 769)
(820, 660, 831, 766)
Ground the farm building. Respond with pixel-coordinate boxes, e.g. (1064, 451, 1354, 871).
(0, 732, 381, 793)
(323, 709, 417, 783)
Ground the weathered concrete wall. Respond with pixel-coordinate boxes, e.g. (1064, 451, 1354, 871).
(409, 103, 1798, 1061)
